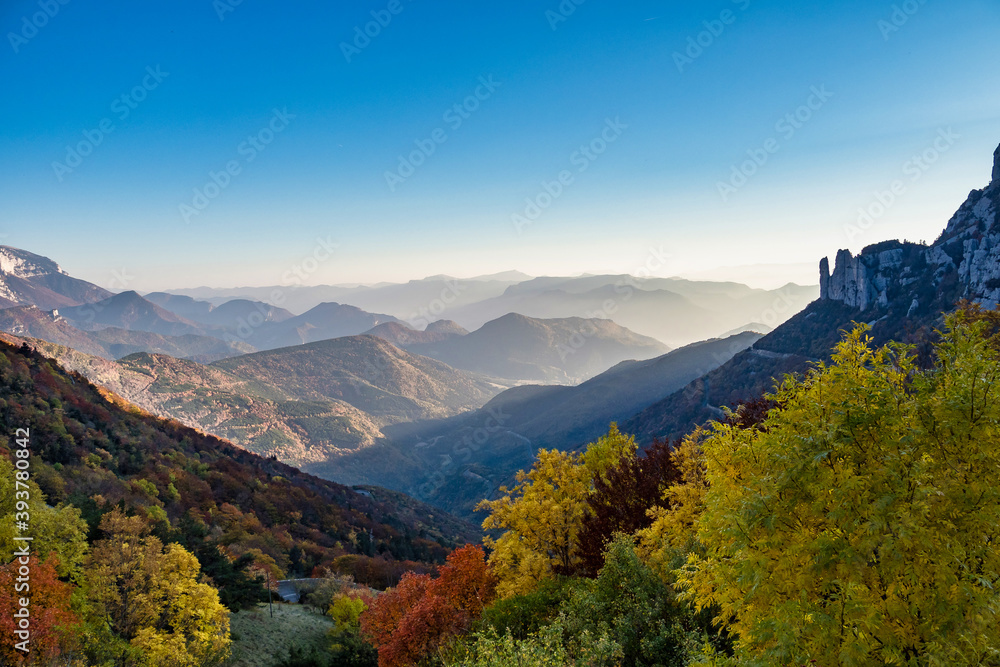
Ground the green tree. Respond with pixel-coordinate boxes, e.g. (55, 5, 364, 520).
(475, 577, 577, 641)
(559, 536, 717, 666)
(0, 455, 89, 580)
(678, 315, 1000, 666)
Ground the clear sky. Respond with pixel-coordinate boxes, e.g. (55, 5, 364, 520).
(1, 0, 998, 292)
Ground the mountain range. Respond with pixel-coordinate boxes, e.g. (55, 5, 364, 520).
(367, 313, 669, 384)
(367, 331, 763, 515)
(157, 273, 815, 347)
(15, 145, 1000, 521)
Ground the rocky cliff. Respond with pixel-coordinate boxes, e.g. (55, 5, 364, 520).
(627, 141, 1000, 444)
(820, 142, 1000, 314)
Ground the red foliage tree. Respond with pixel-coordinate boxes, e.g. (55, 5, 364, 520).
(360, 545, 497, 667)
(725, 396, 782, 431)
(573, 439, 683, 577)
(0, 554, 80, 665)
(359, 571, 432, 654)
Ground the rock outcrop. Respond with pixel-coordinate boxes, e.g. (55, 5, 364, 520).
(820, 142, 1000, 313)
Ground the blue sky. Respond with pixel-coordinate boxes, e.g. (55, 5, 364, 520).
(1, 0, 998, 291)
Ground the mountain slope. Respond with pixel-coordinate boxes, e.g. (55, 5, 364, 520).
(404, 313, 670, 384)
(341, 332, 760, 517)
(212, 335, 507, 423)
(2, 333, 384, 477)
(0, 245, 112, 309)
(623, 141, 1000, 444)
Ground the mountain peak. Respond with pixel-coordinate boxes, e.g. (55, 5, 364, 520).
(0, 246, 67, 279)
(425, 319, 468, 336)
(110, 290, 145, 303)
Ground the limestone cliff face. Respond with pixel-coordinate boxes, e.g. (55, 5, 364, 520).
(820, 143, 1000, 314)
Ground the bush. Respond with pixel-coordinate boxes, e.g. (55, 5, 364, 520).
(475, 577, 577, 641)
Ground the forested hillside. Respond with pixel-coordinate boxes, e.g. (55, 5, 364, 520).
(0, 338, 479, 664)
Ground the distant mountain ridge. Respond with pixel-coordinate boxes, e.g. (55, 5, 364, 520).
(144, 292, 295, 328)
(243, 302, 400, 350)
(60, 290, 207, 336)
(365, 320, 469, 347)
(402, 313, 671, 384)
(442, 276, 816, 347)
(158, 273, 817, 347)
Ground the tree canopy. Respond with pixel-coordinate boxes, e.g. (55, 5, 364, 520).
(675, 311, 1000, 665)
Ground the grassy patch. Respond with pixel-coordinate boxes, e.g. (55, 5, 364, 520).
(225, 602, 334, 667)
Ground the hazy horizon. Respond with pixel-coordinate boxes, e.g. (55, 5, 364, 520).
(110, 262, 817, 294)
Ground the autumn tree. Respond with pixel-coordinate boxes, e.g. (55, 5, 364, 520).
(575, 439, 681, 577)
(478, 425, 635, 597)
(0, 555, 80, 665)
(677, 317, 1000, 666)
(361, 544, 497, 667)
(637, 432, 710, 581)
(85, 508, 230, 666)
(329, 592, 374, 634)
(360, 572, 431, 656)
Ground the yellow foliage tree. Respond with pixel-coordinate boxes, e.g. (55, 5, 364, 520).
(478, 424, 635, 598)
(86, 509, 230, 666)
(637, 430, 709, 580)
(676, 316, 1000, 666)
